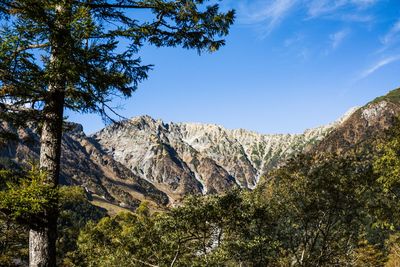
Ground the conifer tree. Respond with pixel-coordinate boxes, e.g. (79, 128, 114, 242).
(0, 1, 234, 265)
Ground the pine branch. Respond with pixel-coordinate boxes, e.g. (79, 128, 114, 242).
(76, 1, 156, 9)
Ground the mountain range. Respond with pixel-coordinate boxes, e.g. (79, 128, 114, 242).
(1, 88, 400, 212)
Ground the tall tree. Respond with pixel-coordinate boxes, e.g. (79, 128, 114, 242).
(0, 0, 234, 265)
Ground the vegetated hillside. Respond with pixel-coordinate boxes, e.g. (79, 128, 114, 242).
(313, 88, 400, 154)
(92, 109, 355, 203)
(247, 88, 400, 266)
(258, 87, 400, 189)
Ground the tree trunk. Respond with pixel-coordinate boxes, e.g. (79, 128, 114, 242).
(29, 2, 70, 265)
(29, 226, 57, 267)
(29, 90, 65, 267)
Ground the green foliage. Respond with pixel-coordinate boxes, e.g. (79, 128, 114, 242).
(0, 175, 107, 266)
(0, 166, 58, 227)
(57, 186, 107, 265)
(263, 153, 377, 265)
(73, 202, 164, 267)
(372, 88, 400, 105)
(71, 191, 280, 266)
(373, 121, 400, 230)
(352, 240, 386, 267)
(374, 124, 400, 196)
(0, 216, 28, 266)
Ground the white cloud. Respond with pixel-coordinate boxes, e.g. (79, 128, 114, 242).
(307, 0, 343, 17)
(329, 29, 350, 49)
(336, 13, 374, 22)
(359, 55, 400, 80)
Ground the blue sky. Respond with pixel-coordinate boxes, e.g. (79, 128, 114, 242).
(66, 0, 400, 134)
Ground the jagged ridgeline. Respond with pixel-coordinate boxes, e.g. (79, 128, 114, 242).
(2, 88, 400, 212)
(91, 110, 354, 202)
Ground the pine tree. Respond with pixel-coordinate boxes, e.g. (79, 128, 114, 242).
(0, 1, 234, 265)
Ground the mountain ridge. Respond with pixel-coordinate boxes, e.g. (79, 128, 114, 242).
(0, 97, 375, 212)
(92, 106, 358, 202)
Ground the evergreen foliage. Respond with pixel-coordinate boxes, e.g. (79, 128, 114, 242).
(0, 0, 235, 124)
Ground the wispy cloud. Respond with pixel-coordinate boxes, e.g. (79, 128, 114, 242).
(239, 0, 298, 35)
(283, 33, 304, 47)
(307, 0, 377, 18)
(329, 29, 350, 49)
(307, 0, 343, 17)
(381, 20, 400, 45)
(359, 55, 400, 80)
(233, 0, 377, 37)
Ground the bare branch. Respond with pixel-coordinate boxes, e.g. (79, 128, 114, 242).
(15, 43, 49, 54)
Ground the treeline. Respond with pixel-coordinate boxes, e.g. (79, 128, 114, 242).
(2, 130, 400, 266)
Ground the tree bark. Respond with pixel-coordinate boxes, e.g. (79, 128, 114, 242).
(29, 226, 58, 267)
(29, 90, 64, 267)
(29, 2, 70, 265)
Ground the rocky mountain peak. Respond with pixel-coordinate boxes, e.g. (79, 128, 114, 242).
(92, 107, 357, 200)
(361, 101, 393, 122)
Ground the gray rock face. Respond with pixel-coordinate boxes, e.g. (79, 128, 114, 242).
(92, 109, 356, 202)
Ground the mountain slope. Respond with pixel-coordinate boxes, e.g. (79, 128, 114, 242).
(313, 89, 400, 154)
(257, 88, 400, 192)
(92, 109, 355, 202)
(0, 123, 169, 212)
(0, 98, 361, 210)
